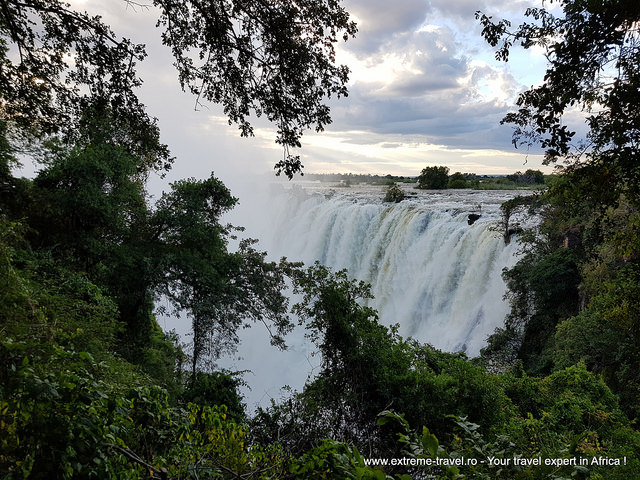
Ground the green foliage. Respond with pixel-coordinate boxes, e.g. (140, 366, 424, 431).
(447, 171, 470, 189)
(543, 364, 619, 422)
(379, 410, 537, 479)
(499, 248, 581, 375)
(19, 118, 164, 354)
(1, 12, 300, 471)
(506, 170, 545, 185)
(496, 188, 640, 418)
(0, 339, 288, 479)
(281, 263, 398, 449)
(0, 220, 121, 358)
(378, 365, 640, 480)
(502, 365, 640, 479)
(417, 166, 450, 189)
(486, 186, 581, 375)
(553, 312, 621, 374)
(181, 371, 246, 423)
(1, 341, 154, 478)
(0, 226, 282, 477)
(468, 175, 543, 191)
(30, 139, 147, 260)
(290, 439, 389, 480)
(164, 403, 289, 479)
(290, 262, 381, 366)
(253, 263, 512, 459)
(554, 266, 640, 418)
(383, 184, 405, 203)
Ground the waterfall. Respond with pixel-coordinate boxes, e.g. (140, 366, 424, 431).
(221, 181, 523, 407)
(254, 183, 520, 354)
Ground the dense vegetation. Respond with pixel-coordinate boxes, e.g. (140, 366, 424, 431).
(304, 173, 417, 185)
(477, 0, 640, 401)
(305, 170, 547, 191)
(2, 0, 640, 479)
(416, 168, 546, 190)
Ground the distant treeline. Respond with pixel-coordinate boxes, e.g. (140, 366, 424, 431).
(304, 172, 416, 184)
(305, 168, 548, 190)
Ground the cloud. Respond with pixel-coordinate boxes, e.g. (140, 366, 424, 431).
(344, 0, 433, 54)
(371, 28, 468, 97)
(327, 17, 527, 153)
(343, 0, 533, 55)
(430, 0, 533, 20)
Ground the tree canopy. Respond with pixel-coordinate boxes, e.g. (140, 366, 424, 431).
(0, 0, 356, 177)
(416, 165, 449, 189)
(478, 0, 640, 423)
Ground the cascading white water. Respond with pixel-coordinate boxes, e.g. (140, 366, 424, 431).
(253, 183, 521, 356)
(219, 181, 524, 408)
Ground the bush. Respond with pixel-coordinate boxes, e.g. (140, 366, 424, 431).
(383, 184, 405, 202)
(447, 172, 469, 189)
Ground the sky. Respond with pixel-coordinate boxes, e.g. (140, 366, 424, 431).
(59, 0, 561, 187)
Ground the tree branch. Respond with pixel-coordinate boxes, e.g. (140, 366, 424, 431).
(105, 443, 169, 479)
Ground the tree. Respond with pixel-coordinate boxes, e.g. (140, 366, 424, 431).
(150, 176, 292, 377)
(383, 183, 404, 202)
(0, 0, 356, 177)
(477, 0, 640, 408)
(447, 171, 469, 189)
(155, 0, 357, 177)
(477, 0, 640, 204)
(416, 165, 449, 189)
(22, 112, 292, 375)
(506, 169, 545, 185)
(0, 2, 171, 171)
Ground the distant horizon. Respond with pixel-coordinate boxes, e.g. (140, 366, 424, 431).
(299, 171, 549, 179)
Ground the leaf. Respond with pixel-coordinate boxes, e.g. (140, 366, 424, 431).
(377, 410, 410, 432)
(420, 427, 439, 458)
